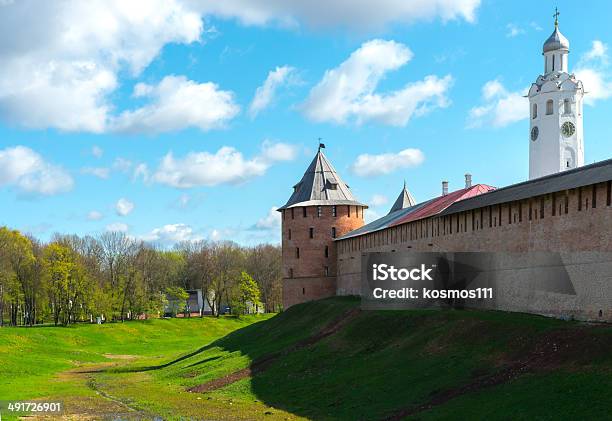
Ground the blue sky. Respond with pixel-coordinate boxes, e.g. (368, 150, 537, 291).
(1, 0, 611, 246)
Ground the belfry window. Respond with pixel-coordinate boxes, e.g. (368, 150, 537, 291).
(309, 227, 314, 238)
(552, 54, 555, 71)
(303, 207, 307, 218)
(546, 100, 553, 115)
(564, 99, 571, 114)
(296, 247, 300, 258)
(532, 104, 537, 119)
(331, 227, 336, 238)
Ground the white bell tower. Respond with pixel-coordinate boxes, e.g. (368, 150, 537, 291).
(528, 9, 584, 180)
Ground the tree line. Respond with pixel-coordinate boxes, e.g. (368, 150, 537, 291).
(0, 227, 282, 326)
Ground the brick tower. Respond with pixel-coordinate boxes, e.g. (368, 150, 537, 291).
(278, 146, 367, 308)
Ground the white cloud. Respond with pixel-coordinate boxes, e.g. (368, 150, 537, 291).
(467, 79, 527, 128)
(0, 146, 74, 195)
(178, 194, 191, 208)
(142, 223, 201, 244)
(255, 207, 281, 230)
(260, 140, 299, 162)
(113, 158, 133, 172)
(106, 222, 128, 233)
(91, 146, 104, 158)
(152, 141, 298, 188)
(249, 66, 296, 117)
(81, 166, 110, 179)
(351, 148, 425, 177)
(115, 198, 134, 216)
(133, 163, 150, 182)
(193, 0, 481, 29)
(506, 23, 524, 38)
(364, 208, 382, 224)
(111, 75, 239, 133)
(370, 194, 388, 207)
(0, 1, 203, 132)
(210, 229, 224, 242)
(530, 22, 542, 31)
(301, 39, 452, 126)
(582, 40, 607, 62)
(575, 40, 612, 105)
(0, 1, 480, 132)
(87, 210, 104, 221)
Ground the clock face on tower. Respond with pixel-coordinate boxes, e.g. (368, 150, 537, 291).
(561, 121, 575, 137)
(531, 126, 539, 141)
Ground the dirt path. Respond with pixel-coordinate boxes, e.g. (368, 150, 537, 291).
(39, 360, 155, 420)
(188, 307, 361, 393)
(382, 326, 612, 420)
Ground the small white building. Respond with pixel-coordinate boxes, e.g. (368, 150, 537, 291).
(165, 289, 213, 317)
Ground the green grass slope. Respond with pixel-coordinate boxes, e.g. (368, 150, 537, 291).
(142, 297, 612, 420)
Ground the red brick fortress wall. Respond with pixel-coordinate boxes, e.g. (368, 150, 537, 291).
(336, 181, 612, 322)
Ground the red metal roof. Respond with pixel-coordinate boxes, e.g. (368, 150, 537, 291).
(390, 184, 496, 227)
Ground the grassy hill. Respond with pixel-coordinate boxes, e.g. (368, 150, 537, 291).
(2, 297, 611, 420)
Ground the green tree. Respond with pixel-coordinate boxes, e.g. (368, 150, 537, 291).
(235, 271, 261, 315)
(43, 243, 89, 326)
(165, 286, 189, 316)
(0, 227, 36, 326)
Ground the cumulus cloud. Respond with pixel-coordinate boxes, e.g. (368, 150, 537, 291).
(91, 146, 104, 158)
(81, 166, 110, 179)
(87, 210, 103, 221)
(467, 79, 527, 128)
(301, 39, 452, 126)
(575, 40, 612, 105)
(0, 1, 480, 132)
(351, 148, 424, 177)
(0, 146, 74, 196)
(249, 66, 296, 117)
(505, 23, 525, 38)
(141, 223, 202, 244)
(0, 1, 203, 132)
(115, 198, 134, 216)
(113, 158, 133, 172)
(259, 140, 299, 162)
(370, 194, 389, 207)
(111, 75, 240, 133)
(152, 141, 298, 188)
(254, 207, 281, 230)
(106, 222, 128, 233)
(193, 0, 480, 29)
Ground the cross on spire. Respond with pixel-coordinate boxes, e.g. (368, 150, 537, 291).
(553, 7, 560, 27)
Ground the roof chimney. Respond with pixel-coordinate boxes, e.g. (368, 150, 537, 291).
(442, 180, 448, 196)
(465, 173, 472, 188)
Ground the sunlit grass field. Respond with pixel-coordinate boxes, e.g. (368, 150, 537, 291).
(2, 298, 611, 420)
